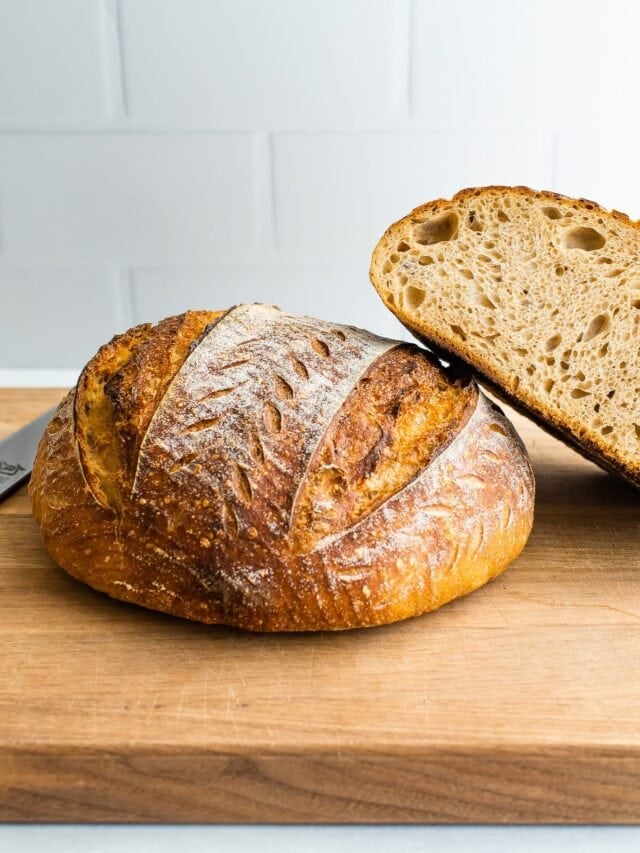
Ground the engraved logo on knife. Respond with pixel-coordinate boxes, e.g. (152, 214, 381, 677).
(0, 460, 26, 483)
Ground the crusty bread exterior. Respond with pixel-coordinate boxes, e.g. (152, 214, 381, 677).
(370, 186, 640, 488)
(30, 304, 534, 631)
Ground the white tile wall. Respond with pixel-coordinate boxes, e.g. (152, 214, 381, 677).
(411, 0, 639, 133)
(273, 131, 554, 260)
(550, 0, 640, 133)
(1, 0, 639, 370)
(120, 0, 403, 129)
(0, 135, 257, 262)
(0, 267, 122, 367)
(0, 0, 108, 120)
(411, 0, 554, 131)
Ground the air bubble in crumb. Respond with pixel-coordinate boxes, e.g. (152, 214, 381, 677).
(542, 206, 562, 220)
(405, 285, 426, 309)
(583, 313, 610, 342)
(564, 226, 606, 251)
(413, 211, 459, 245)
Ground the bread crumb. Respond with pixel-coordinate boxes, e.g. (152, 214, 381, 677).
(200, 537, 211, 548)
(362, 585, 371, 599)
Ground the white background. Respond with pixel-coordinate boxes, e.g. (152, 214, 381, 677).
(2, 0, 640, 373)
(2, 2, 640, 847)
(1, 825, 640, 852)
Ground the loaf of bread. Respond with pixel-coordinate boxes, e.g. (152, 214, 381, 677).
(30, 304, 533, 631)
(370, 186, 640, 487)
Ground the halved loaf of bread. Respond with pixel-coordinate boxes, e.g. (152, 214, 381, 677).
(370, 186, 640, 487)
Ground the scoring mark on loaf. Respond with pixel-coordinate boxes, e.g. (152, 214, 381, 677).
(499, 502, 513, 533)
(446, 542, 460, 575)
(230, 462, 253, 505)
(197, 385, 239, 402)
(489, 422, 509, 437)
(483, 449, 501, 462)
(184, 415, 223, 433)
(421, 504, 454, 517)
(263, 401, 282, 434)
(311, 338, 330, 357)
(467, 519, 485, 560)
(274, 374, 294, 400)
(458, 474, 486, 489)
(289, 353, 309, 379)
(212, 358, 249, 372)
(249, 431, 265, 464)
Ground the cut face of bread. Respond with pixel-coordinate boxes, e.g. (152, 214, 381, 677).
(370, 186, 640, 487)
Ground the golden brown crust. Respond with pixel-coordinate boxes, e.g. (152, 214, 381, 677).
(75, 311, 223, 512)
(30, 305, 534, 631)
(103, 310, 223, 482)
(290, 344, 477, 552)
(369, 185, 640, 489)
(75, 323, 154, 510)
(30, 391, 126, 589)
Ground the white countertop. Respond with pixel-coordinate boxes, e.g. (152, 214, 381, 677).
(1, 826, 639, 852)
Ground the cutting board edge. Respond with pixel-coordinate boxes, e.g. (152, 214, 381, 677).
(2, 743, 640, 824)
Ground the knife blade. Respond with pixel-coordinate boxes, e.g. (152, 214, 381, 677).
(0, 407, 58, 503)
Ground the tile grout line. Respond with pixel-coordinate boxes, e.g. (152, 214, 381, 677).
(550, 130, 559, 190)
(0, 259, 366, 271)
(102, 0, 129, 119)
(115, 0, 130, 117)
(398, 0, 413, 120)
(253, 131, 278, 258)
(267, 132, 279, 257)
(0, 124, 555, 136)
(116, 267, 136, 328)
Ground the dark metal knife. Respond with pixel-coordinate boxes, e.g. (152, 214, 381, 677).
(0, 407, 58, 503)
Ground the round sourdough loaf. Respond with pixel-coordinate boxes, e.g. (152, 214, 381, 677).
(30, 304, 534, 631)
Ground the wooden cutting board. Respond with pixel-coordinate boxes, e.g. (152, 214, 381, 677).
(1, 388, 639, 824)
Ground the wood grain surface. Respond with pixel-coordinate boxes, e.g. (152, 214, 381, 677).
(1, 388, 639, 823)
